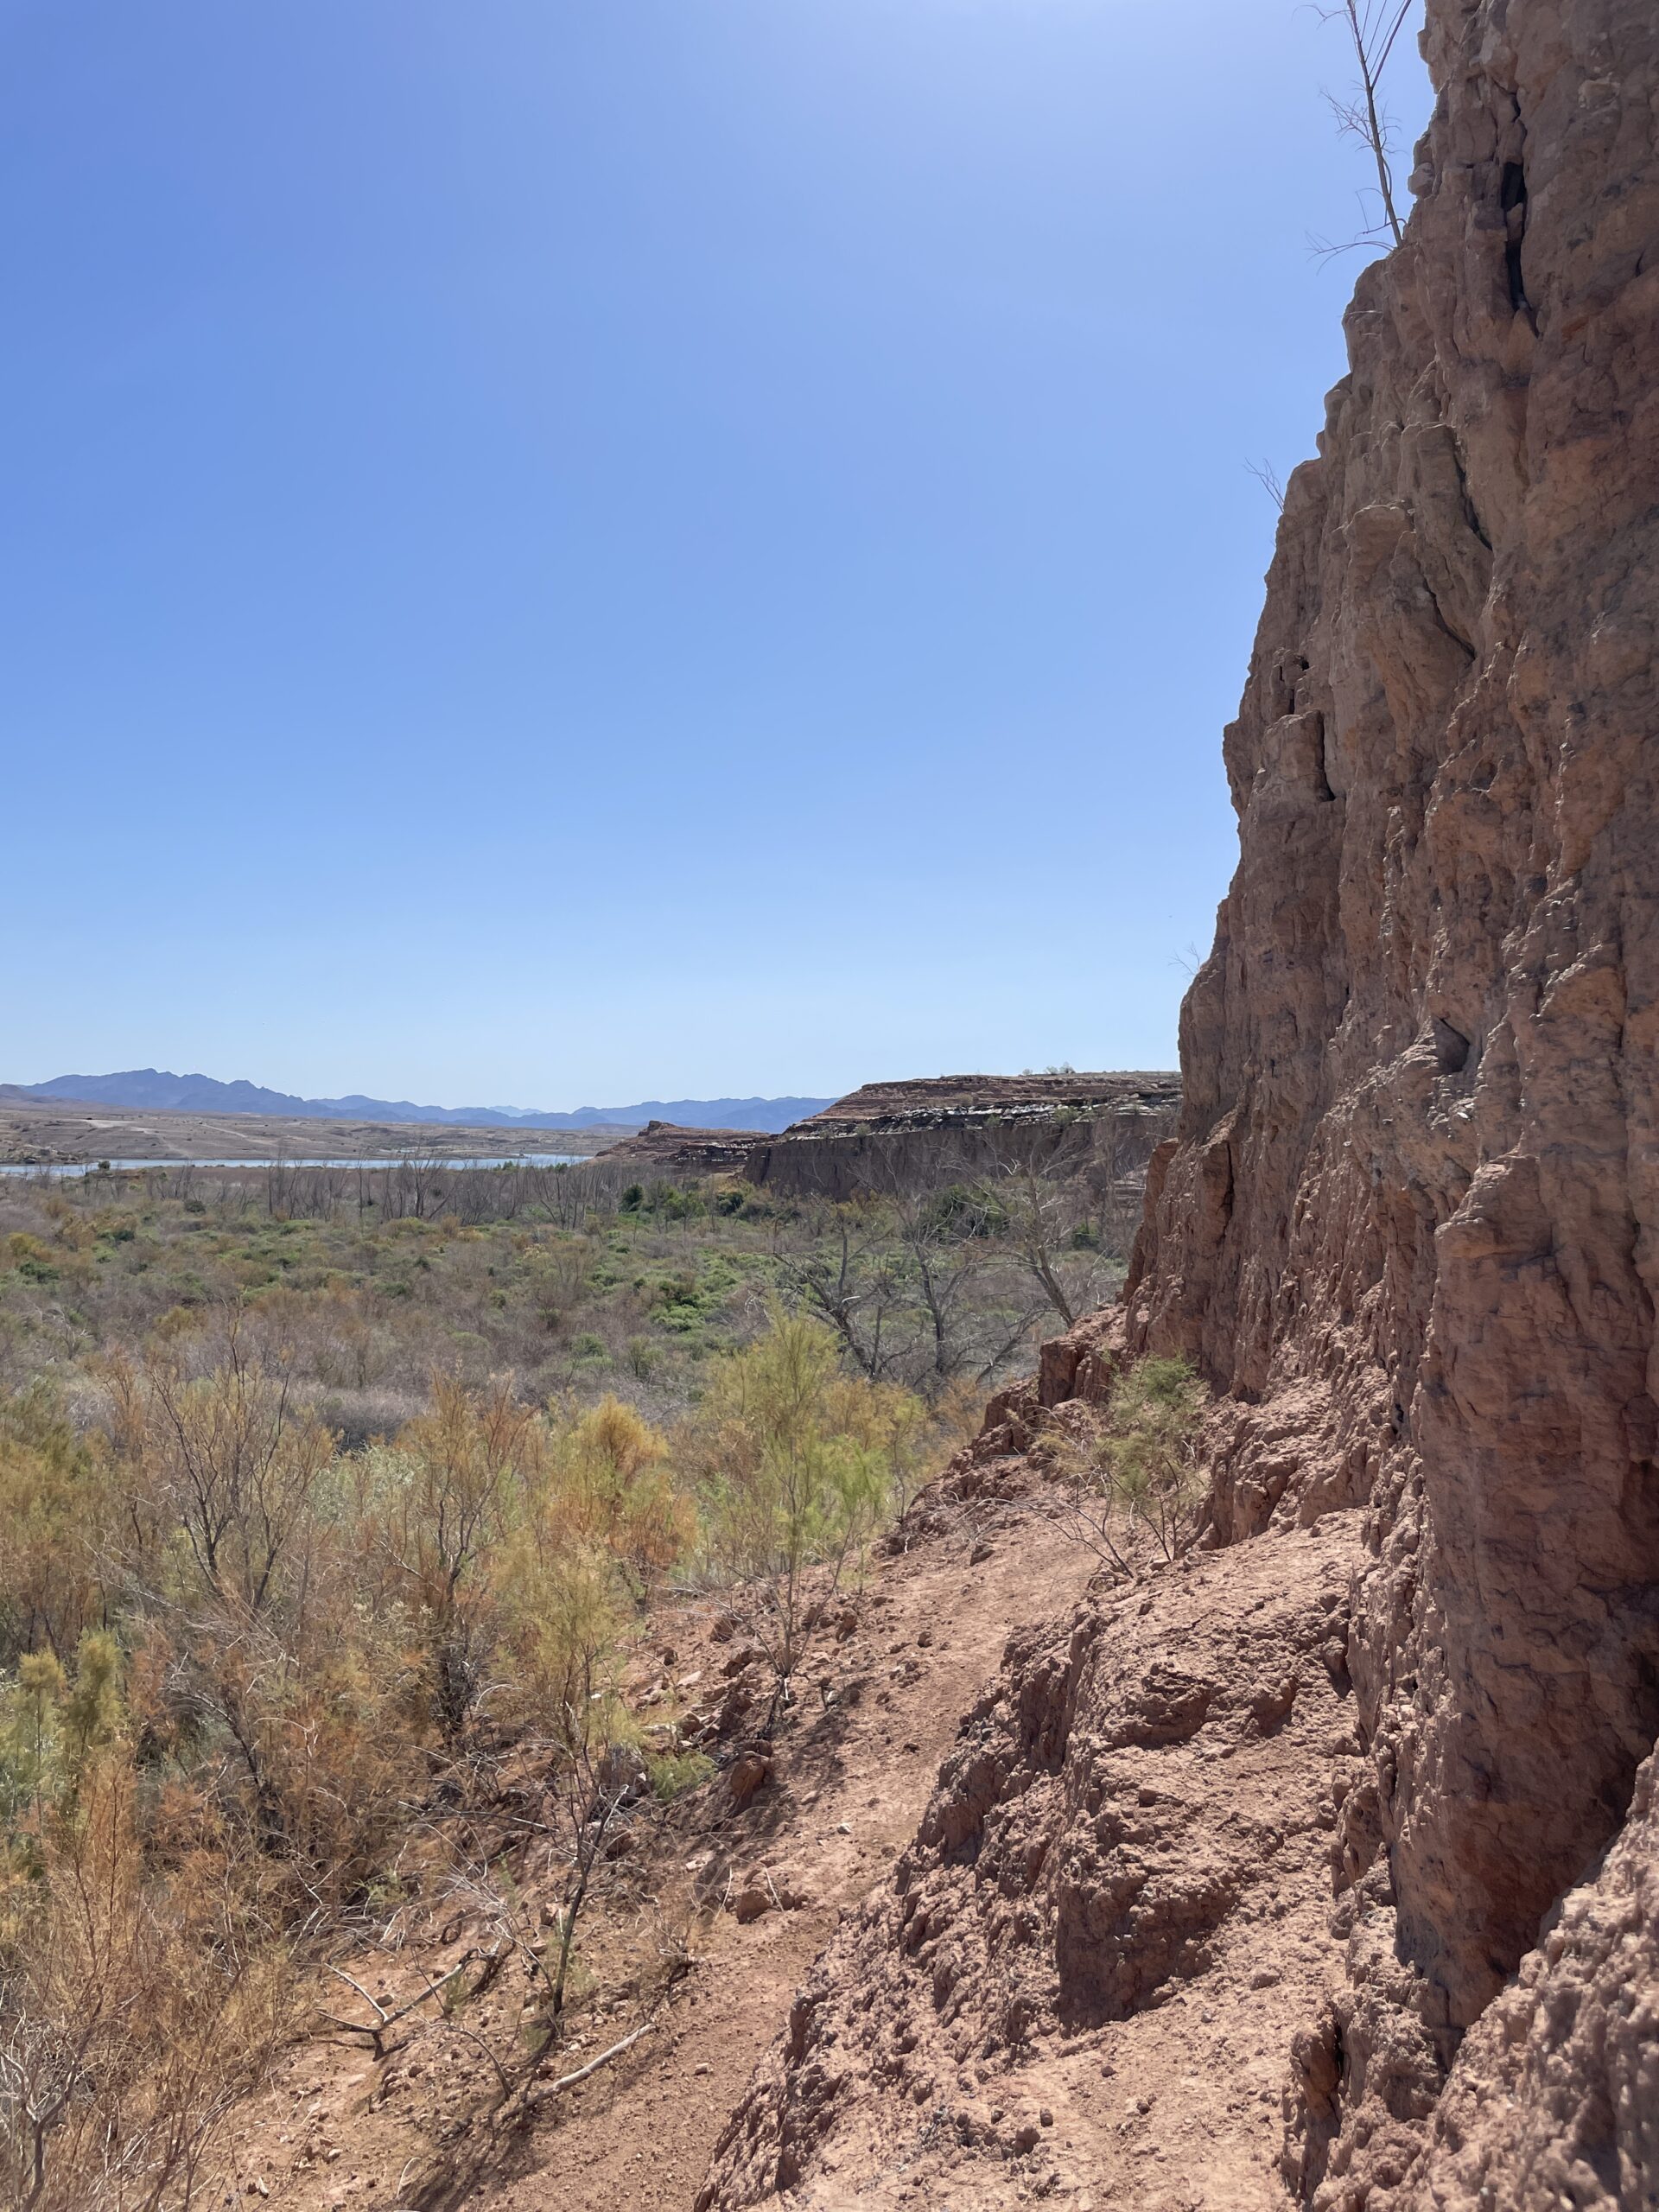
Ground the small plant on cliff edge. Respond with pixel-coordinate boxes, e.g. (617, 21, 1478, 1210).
(1311, 0, 1418, 260)
(1049, 1354, 1209, 1571)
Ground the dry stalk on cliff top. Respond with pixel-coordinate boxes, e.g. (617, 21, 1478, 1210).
(1313, 0, 1417, 258)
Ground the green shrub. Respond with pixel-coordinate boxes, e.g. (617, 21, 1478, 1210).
(1052, 1353, 1208, 1570)
(646, 1747, 715, 1802)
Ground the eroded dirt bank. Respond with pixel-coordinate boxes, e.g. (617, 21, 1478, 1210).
(704, 1373, 1370, 2209)
(701, 0, 1659, 2203)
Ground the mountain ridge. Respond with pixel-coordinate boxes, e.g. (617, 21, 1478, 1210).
(3, 1070, 834, 1135)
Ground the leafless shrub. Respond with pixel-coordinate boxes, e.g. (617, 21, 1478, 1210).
(1310, 1, 1417, 260)
(1246, 457, 1287, 512)
(0, 1761, 291, 2212)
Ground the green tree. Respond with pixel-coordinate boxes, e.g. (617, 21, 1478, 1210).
(690, 1312, 890, 1714)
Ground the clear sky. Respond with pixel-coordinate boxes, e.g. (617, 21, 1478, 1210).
(0, 0, 1429, 1110)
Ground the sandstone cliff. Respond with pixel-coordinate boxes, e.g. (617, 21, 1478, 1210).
(698, 1, 1659, 2202)
(744, 1074, 1180, 1201)
(594, 1121, 769, 1174)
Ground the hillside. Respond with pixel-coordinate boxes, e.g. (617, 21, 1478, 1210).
(588, 1077, 1185, 1198)
(0, 1098, 626, 1166)
(701, 3, 1659, 2206)
(4, 3, 1654, 2208)
(215, 1445, 1102, 2212)
(593, 1122, 770, 1175)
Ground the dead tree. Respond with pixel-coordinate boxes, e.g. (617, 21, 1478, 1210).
(1313, 1, 1416, 256)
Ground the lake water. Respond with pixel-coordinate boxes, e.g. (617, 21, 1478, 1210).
(0, 1154, 590, 1178)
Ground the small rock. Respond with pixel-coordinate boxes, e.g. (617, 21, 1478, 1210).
(1250, 1966, 1282, 1989)
(726, 1751, 773, 1809)
(1039, 2107, 1054, 2126)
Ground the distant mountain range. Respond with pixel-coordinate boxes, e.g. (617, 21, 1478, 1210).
(4, 1071, 836, 1135)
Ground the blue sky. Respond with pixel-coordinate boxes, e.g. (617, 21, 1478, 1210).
(0, 0, 1429, 1109)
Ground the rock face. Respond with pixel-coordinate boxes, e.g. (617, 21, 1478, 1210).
(1122, 0, 1659, 2186)
(1126, 0, 1659, 2044)
(594, 1121, 767, 1175)
(745, 1074, 1180, 1200)
(698, 2, 1659, 2205)
(1396, 1744, 1659, 2210)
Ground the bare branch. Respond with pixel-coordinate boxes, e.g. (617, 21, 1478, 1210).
(545, 2018, 653, 2093)
(1245, 458, 1287, 512)
(321, 1955, 482, 2056)
(1315, 0, 1416, 251)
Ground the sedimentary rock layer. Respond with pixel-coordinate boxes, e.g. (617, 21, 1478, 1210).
(745, 1075, 1180, 1200)
(594, 1122, 768, 1174)
(1128, 0, 1659, 2030)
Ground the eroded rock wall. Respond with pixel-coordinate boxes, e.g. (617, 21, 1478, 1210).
(745, 1081, 1180, 1203)
(1127, 0, 1659, 2041)
(698, 3, 1659, 2205)
(1396, 1745, 1659, 2209)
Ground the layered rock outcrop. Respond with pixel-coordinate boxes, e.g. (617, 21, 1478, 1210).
(699, 1, 1659, 2204)
(594, 1121, 767, 1175)
(745, 1074, 1180, 1201)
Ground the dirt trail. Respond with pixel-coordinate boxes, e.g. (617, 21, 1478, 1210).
(702, 1516, 1365, 2212)
(216, 1473, 1096, 2212)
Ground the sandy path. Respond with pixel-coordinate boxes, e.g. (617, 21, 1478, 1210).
(217, 1481, 1095, 2212)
